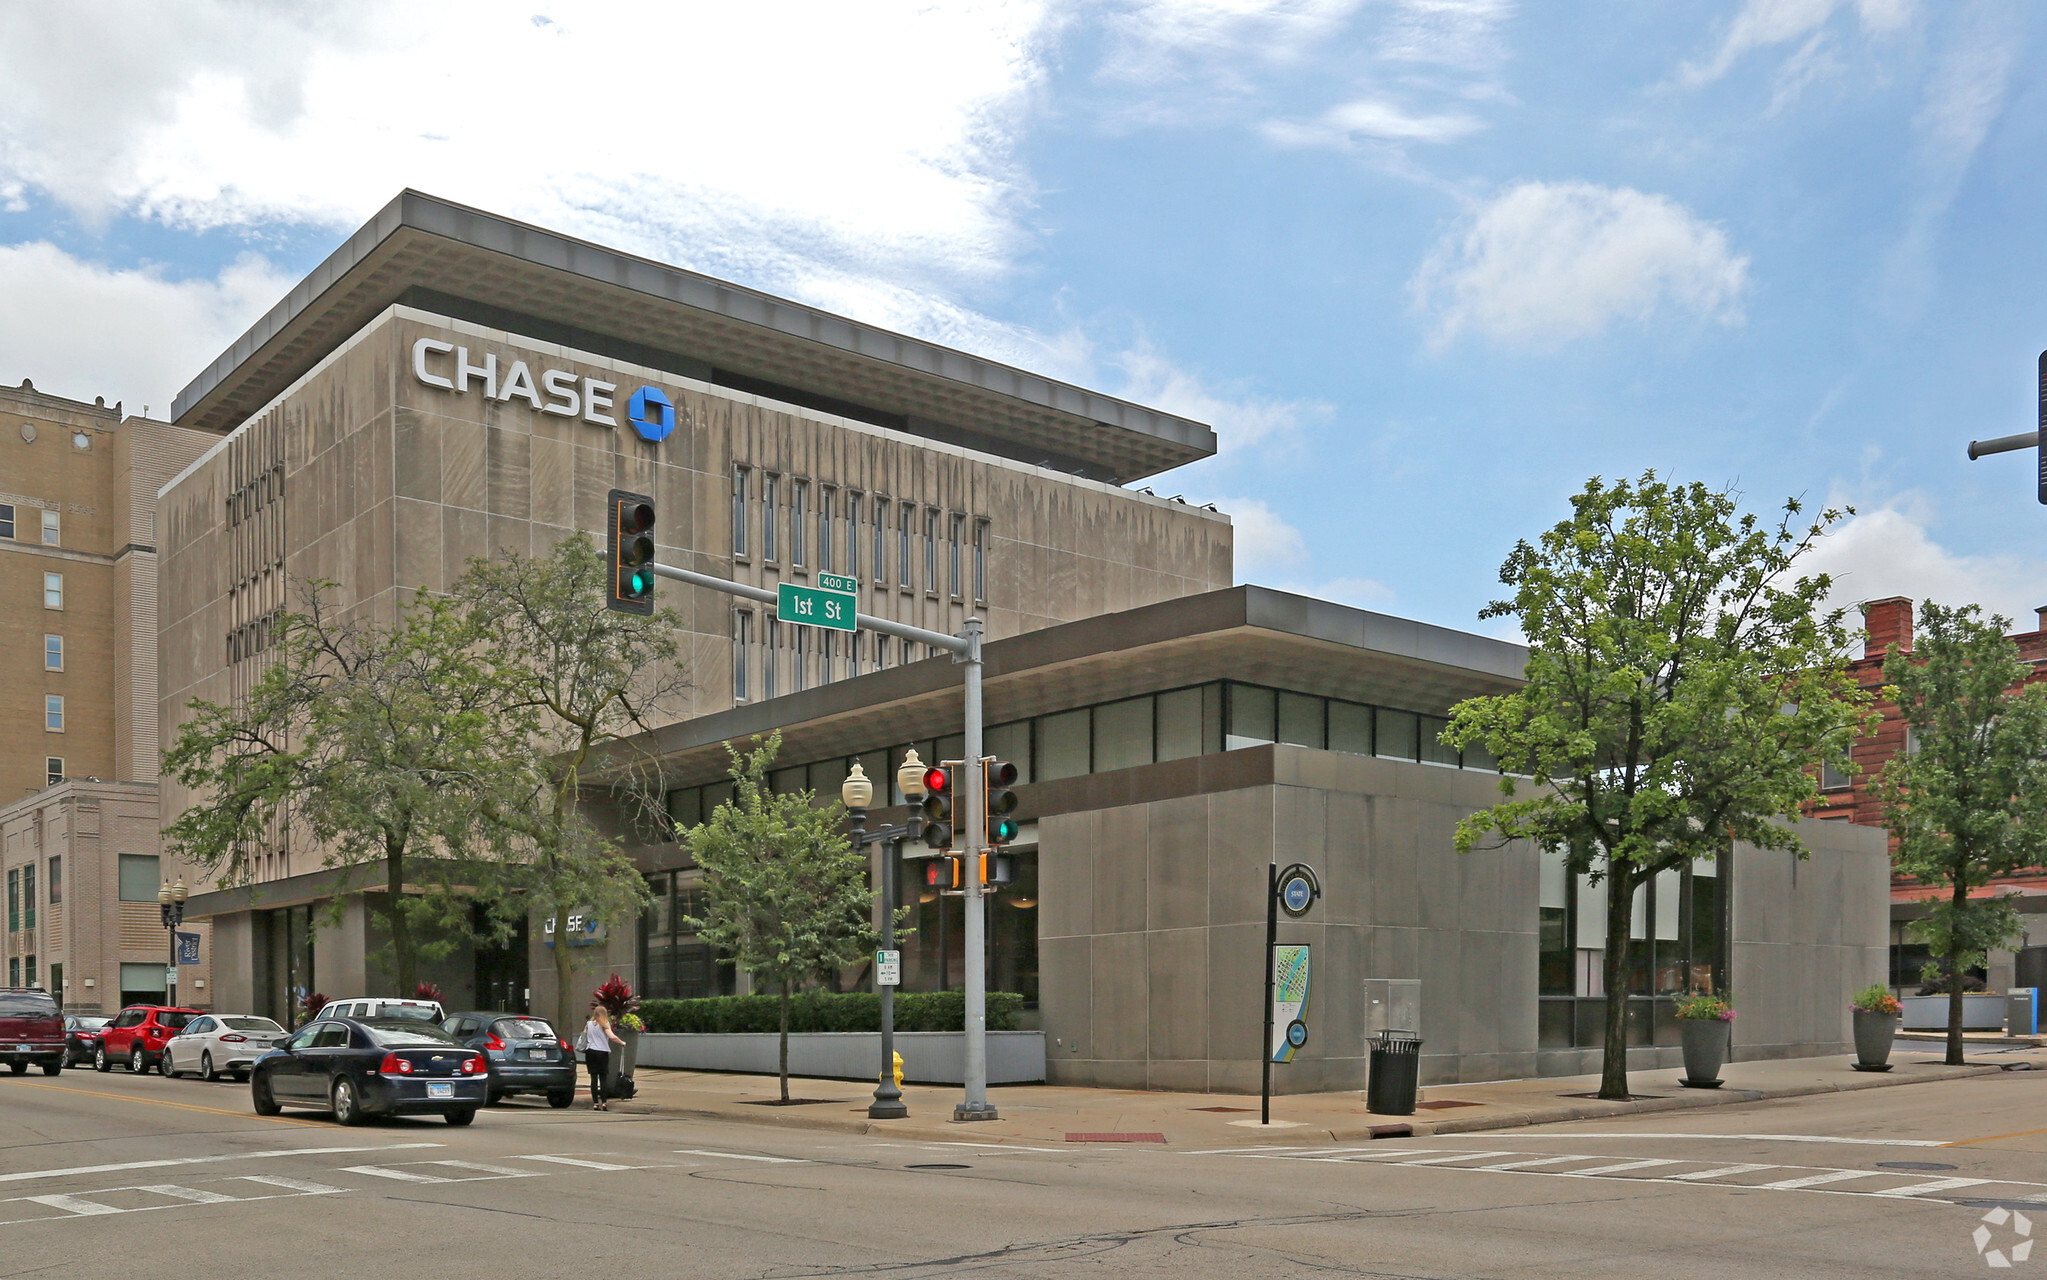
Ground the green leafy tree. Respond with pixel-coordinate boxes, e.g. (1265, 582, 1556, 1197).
(453, 533, 688, 1038)
(1872, 602, 2047, 1065)
(1445, 474, 1872, 1100)
(681, 734, 877, 1101)
(164, 583, 508, 992)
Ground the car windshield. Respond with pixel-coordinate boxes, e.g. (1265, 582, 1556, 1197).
(377, 1002, 440, 1020)
(364, 1020, 460, 1048)
(0, 993, 57, 1018)
(157, 1012, 195, 1030)
(494, 1018, 556, 1040)
(71, 1016, 109, 1030)
(222, 1017, 283, 1033)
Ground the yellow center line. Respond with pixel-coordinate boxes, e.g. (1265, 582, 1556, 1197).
(1942, 1126, 2047, 1147)
(16, 1081, 325, 1128)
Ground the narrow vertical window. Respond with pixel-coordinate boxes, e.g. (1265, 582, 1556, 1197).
(43, 572, 62, 610)
(873, 499, 889, 585)
(44, 694, 63, 732)
(732, 467, 749, 559)
(0, 503, 14, 538)
(44, 634, 63, 671)
(846, 493, 862, 579)
(762, 475, 779, 561)
(898, 504, 913, 588)
(974, 519, 988, 604)
(734, 611, 752, 702)
(793, 628, 808, 692)
(47, 855, 60, 904)
(45, 757, 63, 788)
(821, 632, 835, 683)
(791, 480, 808, 566)
(764, 618, 779, 699)
(851, 630, 864, 676)
(923, 508, 938, 594)
(818, 487, 834, 572)
(40, 509, 59, 546)
(949, 513, 964, 598)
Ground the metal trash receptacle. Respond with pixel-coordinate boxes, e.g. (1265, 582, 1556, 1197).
(1366, 1030, 1422, 1116)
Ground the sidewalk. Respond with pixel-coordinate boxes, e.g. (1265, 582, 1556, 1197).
(612, 1042, 2047, 1147)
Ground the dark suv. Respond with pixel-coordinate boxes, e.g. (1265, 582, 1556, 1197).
(441, 1012, 576, 1107)
(0, 988, 66, 1075)
(97, 1005, 199, 1073)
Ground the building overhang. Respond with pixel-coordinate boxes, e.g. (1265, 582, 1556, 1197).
(171, 190, 1215, 483)
(601, 585, 1528, 790)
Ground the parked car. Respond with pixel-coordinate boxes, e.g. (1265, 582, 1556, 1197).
(251, 1016, 487, 1125)
(62, 1014, 110, 1067)
(441, 1012, 576, 1108)
(0, 988, 66, 1076)
(311, 997, 445, 1023)
(162, 1014, 287, 1082)
(96, 1005, 200, 1073)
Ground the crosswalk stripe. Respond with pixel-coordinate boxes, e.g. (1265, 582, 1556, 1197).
(22, 1194, 120, 1216)
(1562, 1158, 1680, 1176)
(1870, 1177, 1993, 1198)
(674, 1150, 805, 1164)
(1666, 1164, 1780, 1181)
(428, 1161, 540, 1178)
(135, 1185, 238, 1204)
(514, 1155, 635, 1171)
(239, 1175, 347, 1194)
(1393, 1151, 1516, 1166)
(1477, 1155, 1605, 1171)
(340, 1165, 452, 1184)
(1754, 1170, 1887, 1190)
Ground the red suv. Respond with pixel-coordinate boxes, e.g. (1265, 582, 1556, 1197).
(97, 1005, 200, 1073)
(0, 988, 66, 1075)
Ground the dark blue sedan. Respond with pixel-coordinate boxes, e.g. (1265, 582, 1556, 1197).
(251, 1017, 489, 1125)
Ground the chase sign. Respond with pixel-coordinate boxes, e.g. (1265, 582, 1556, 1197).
(412, 339, 676, 443)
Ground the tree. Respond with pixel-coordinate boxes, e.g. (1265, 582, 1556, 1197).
(164, 583, 508, 992)
(1444, 474, 1872, 1100)
(453, 533, 688, 1039)
(1872, 602, 2047, 1065)
(681, 734, 877, 1102)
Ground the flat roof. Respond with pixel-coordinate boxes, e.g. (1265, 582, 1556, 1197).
(172, 190, 1216, 482)
(608, 585, 1528, 787)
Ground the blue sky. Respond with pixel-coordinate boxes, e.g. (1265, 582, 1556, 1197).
(3, 1, 2043, 635)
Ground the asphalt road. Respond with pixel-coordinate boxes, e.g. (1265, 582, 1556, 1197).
(2, 1064, 2042, 1278)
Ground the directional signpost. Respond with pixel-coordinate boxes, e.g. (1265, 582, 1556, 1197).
(779, 572, 858, 632)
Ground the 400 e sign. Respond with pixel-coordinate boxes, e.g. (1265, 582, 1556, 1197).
(780, 573, 858, 632)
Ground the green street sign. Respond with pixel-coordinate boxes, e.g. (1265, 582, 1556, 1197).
(817, 571, 858, 594)
(779, 581, 856, 631)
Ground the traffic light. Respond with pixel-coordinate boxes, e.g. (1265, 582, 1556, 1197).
(919, 764, 954, 850)
(925, 856, 963, 891)
(983, 758, 1019, 846)
(606, 488, 656, 614)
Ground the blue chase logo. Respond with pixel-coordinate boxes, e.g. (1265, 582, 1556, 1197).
(626, 386, 675, 443)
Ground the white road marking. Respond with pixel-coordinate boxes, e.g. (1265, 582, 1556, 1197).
(339, 1165, 454, 1184)
(1559, 1158, 1680, 1176)
(1392, 1151, 1517, 1166)
(1184, 1146, 1322, 1156)
(1871, 1177, 1995, 1198)
(674, 1149, 805, 1164)
(1754, 1169, 1889, 1190)
(1453, 1133, 1950, 1148)
(135, 1184, 239, 1204)
(0, 1144, 444, 1185)
(515, 1155, 636, 1171)
(22, 1194, 121, 1216)
(1476, 1155, 1606, 1171)
(428, 1161, 542, 1178)
(1668, 1164, 1780, 1181)
(239, 1175, 347, 1194)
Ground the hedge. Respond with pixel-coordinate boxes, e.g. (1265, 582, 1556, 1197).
(639, 990, 1022, 1035)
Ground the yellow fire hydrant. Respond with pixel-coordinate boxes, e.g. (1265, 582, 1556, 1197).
(881, 1051, 904, 1088)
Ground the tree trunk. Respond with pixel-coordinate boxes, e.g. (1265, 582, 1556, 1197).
(552, 903, 575, 1045)
(386, 832, 413, 994)
(1945, 880, 1968, 1067)
(1598, 864, 1636, 1101)
(779, 978, 791, 1103)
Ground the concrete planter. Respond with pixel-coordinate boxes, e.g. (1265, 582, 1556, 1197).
(1678, 1019, 1728, 1087)
(636, 1031, 1046, 1085)
(606, 1027, 640, 1092)
(1851, 1010, 1897, 1071)
(1901, 993, 2006, 1032)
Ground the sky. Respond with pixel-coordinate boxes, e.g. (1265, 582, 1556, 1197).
(3, 0, 2045, 639)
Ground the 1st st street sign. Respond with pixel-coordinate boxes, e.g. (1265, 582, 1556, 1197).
(779, 573, 858, 631)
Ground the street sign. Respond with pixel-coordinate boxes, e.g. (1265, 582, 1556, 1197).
(165, 967, 178, 986)
(817, 572, 858, 594)
(876, 949, 902, 987)
(1277, 863, 1321, 918)
(778, 581, 856, 631)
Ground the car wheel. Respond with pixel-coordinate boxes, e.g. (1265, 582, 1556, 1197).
(130, 1046, 147, 1074)
(485, 1089, 504, 1107)
(445, 1107, 476, 1126)
(201, 1052, 217, 1082)
(331, 1077, 366, 1126)
(7, 1062, 24, 1076)
(251, 1073, 281, 1117)
(547, 1089, 573, 1109)
(94, 1046, 110, 1072)
(159, 1050, 177, 1078)
(41, 1061, 61, 1077)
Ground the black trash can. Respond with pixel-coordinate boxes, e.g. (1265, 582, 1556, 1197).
(1366, 1030, 1422, 1116)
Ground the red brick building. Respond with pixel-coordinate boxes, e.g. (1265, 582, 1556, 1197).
(1813, 597, 2047, 990)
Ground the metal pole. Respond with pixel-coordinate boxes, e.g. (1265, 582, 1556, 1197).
(871, 830, 907, 1119)
(1967, 430, 2040, 460)
(1261, 862, 1277, 1126)
(955, 618, 996, 1121)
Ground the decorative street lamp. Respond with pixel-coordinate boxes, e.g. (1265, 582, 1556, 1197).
(159, 877, 188, 1006)
(845, 751, 928, 1121)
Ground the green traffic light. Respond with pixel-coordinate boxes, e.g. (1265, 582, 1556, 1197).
(630, 570, 650, 595)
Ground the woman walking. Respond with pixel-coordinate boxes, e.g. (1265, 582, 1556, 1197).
(582, 1001, 625, 1111)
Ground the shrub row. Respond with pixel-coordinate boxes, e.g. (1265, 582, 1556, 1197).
(639, 990, 1022, 1034)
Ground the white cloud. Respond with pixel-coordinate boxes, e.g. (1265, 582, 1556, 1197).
(1113, 339, 1327, 452)
(1681, 0, 1913, 87)
(1411, 181, 1750, 349)
(1262, 97, 1484, 148)
(1213, 496, 1308, 576)
(0, 243, 294, 413)
(1273, 574, 1398, 609)
(1803, 496, 2047, 632)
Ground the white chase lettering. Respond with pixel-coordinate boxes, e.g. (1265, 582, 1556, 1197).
(412, 340, 634, 432)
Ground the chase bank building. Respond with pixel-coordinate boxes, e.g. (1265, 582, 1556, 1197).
(169, 192, 1888, 1092)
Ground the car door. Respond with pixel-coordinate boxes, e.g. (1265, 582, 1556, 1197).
(103, 1009, 143, 1061)
(268, 1024, 321, 1100)
(170, 1016, 212, 1072)
(300, 1022, 355, 1104)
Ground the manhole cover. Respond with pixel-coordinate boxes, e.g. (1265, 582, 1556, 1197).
(906, 1163, 971, 1170)
(1877, 1161, 1959, 1172)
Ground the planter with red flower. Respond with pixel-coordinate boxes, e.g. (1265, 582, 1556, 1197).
(594, 974, 641, 1096)
(1673, 994, 1735, 1088)
(1850, 984, 1902, 1072)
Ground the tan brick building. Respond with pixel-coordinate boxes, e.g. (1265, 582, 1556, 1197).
(0, 380, 218, 1010)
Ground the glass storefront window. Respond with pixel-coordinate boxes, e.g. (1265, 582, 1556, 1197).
(1419, 714, 1457, 766)
(1038, 710, 1091, 781)
(1155, 687, 1206, 762)
(1375, 708, 1419, 761)
(1093, 697, 1154, 773)
(1328, 701, 1372, 756)
(986, 721, 1032, 782)
(1227, 685, 1275, 749)
(1277, 692, 1324, 748)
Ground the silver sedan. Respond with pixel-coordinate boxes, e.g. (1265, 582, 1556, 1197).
(163, 1014, 288, 1082)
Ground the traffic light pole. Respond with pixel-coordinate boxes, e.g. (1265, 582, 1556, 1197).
(648, 561, 997, 1121)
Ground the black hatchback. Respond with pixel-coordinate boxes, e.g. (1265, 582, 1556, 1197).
(251, 1017, 489, 1125)
(441, 1012, 576, 1108)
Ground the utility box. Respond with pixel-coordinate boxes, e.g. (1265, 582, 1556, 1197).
(2009, 988, 2040, 1037)
(1362, 979, 1421, 1039)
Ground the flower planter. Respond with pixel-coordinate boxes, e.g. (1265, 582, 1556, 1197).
(1678, 1019, 1728, 1088)
(1851, 1010, 1898, 1072)
(607, 1027, 641, 1093)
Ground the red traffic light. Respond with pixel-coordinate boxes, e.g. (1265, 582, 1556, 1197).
(618, 500, 654, 536)
(923, 766, 950, 796)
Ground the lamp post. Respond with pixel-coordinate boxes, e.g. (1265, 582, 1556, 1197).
(846, 753, 926, 1121)
(158, 878, 187, 1006)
